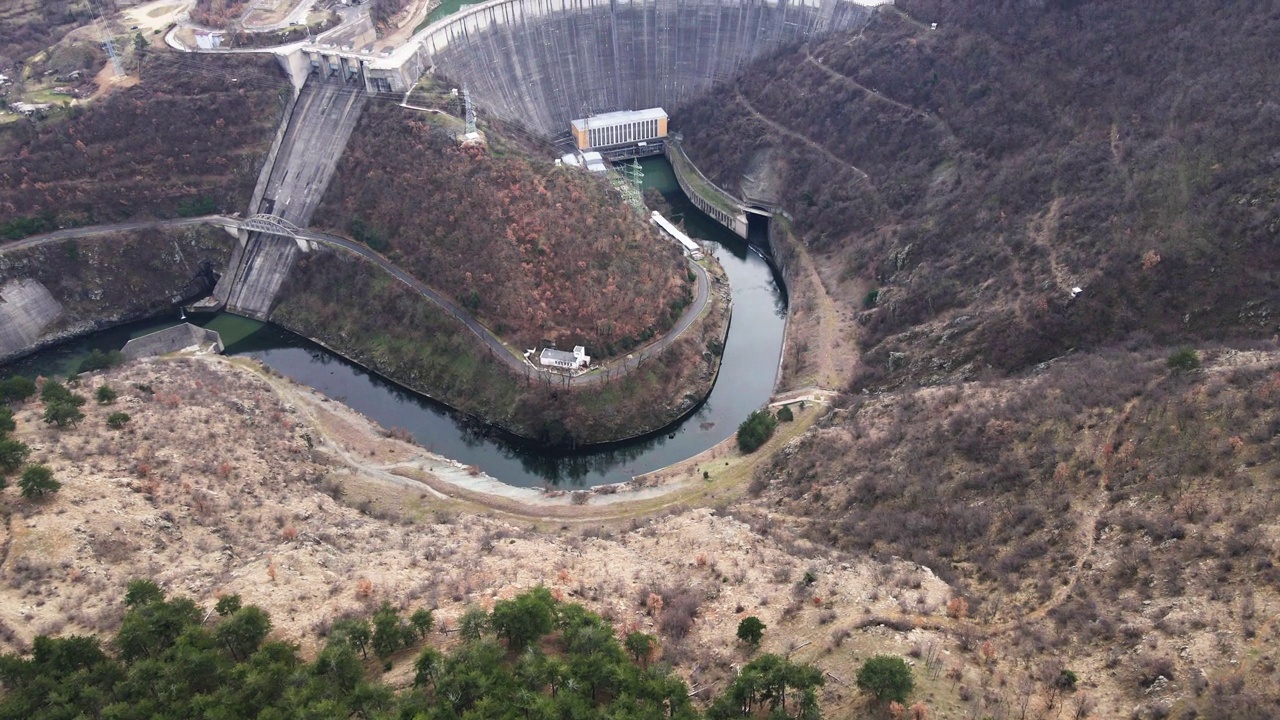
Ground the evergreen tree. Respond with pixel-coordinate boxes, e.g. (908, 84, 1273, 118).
(491, 586, 556, 653)
(216, 606, 272, 661)
(736, 616, 766, 647)
(856, 655, 914, 704)
(458, 605, 489, 641)
(0, 438, 30, 475)
(0, 376, 36, 404)
(18, 464, 60, 499)
(410, 608, 435, 640)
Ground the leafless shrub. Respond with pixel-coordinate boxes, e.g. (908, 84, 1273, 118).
(830, 627, 852, 647)
(1134, 654, 1176, 689)
(657, 586, 700, 639)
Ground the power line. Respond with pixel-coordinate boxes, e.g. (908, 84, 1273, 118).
(463, 85, 475, 134)
(90, 0, 124, 78)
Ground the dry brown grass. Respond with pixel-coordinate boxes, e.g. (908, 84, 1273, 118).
(0, 353, 971, 718)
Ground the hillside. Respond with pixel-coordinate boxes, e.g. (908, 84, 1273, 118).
(0, 354, 955, 718)
(314, 103, 694, 359)
(272, 246, 727, 446)
(745, 347, 1280, 718)
(0, 55, 289, 238)
(191, 0, 252, 28)
(662, 0, 1280, 716)
(0, 0, 91, 67)
(675, 0, 1280, 389)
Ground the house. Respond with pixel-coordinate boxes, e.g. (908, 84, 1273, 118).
(539, 345, 590, 371)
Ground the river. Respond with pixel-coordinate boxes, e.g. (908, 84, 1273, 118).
(0, 158, 786, 488)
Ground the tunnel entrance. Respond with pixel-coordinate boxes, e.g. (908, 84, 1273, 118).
(746, 211, 771, 252)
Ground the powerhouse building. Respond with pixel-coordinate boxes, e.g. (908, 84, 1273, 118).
(571, 108, 668, 159)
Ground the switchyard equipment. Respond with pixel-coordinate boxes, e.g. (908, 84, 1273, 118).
(571, 108, 668, 160)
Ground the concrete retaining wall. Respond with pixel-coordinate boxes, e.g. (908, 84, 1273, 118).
(0, 228, 236, 365)
(122, 324, 224, 360)
(0, 279, 64, 360)
(667, 139, 750, 237)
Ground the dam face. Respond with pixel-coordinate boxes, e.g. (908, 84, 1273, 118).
(419, 0, 881, 137)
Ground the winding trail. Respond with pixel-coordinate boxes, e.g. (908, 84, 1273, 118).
(2, 216, 710, 389)
(733, 89, 871, 184)
(801, 46, 960, 150)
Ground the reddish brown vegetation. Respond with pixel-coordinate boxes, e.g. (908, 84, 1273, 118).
(0, 55, 288, 233)
(314, 104, 693, 358)
(191, 0, 252, 29)
(0, 0, 91, 66)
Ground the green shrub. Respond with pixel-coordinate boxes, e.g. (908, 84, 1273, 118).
(40, 380, 78, 405)
(0, 376, 36, 403)
(97, 385, 118, 405)
(107, 412, 131, 429)
(1167, 347, 1201, 373)
(0, 438, 30, 475)
(736, 616, 766, 647)
(176, 195, 217, 218)
(776, 405, 794, 422)
(856, 655, 914, 703)
(736, 409, 778, 453)
(19, 464, 61, 499)
(78, 349, 125, 374)
(863, 288, 880, 309)
(350, 217, 389, 252)
(44, 401, 85, 429)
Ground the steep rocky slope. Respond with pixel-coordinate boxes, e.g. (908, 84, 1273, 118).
(0, 227, 237, 362)
(676, 0, 1280, 389)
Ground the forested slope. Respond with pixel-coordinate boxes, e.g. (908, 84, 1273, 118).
(0, 55, 288, 238)
(676, 0, 1280, 388)
(1, 584, 824, 720)
(315, 103, 693, 359)
(0, 0, 91, 66)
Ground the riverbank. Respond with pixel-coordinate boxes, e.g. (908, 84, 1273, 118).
(0, 227, 237, 364)
(271, 244, 731, 447)
(237, 352, 825, 521)
(2, 158, 786, 484)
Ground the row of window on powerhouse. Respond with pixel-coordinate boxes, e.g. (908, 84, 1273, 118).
(588, 118, 662, 148)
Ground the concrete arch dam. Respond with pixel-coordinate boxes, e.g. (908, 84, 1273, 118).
(418, 0, 884, 137)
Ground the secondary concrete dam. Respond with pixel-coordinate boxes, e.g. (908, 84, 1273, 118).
(414, 0, 884, 137)
(224, 76, 368, 320)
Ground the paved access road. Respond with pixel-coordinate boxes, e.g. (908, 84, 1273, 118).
(5, 216, 712, 387)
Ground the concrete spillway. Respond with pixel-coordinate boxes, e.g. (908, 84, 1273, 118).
(260, 77, 368, 228)
(417, 0, 880, 137)
(225, 76, 368, 320)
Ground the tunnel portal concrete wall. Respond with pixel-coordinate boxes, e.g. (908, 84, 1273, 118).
(420, 0, 879, 137)
(0, 279, 63, 360)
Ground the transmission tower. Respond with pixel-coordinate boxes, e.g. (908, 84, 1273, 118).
(90, 0, 124, 78)
(463, 86, 476, 134)
(619, 159, 645, 213)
